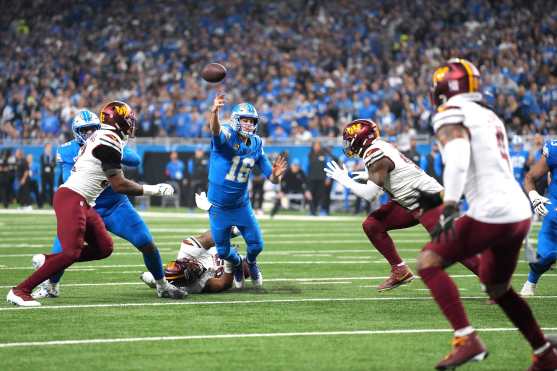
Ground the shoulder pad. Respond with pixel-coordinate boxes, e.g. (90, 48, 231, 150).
(432, 105, 465, 133)
(96, 130, 123, 153)
(362, 141, 385, 168)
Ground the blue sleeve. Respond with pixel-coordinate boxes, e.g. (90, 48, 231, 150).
(212, 126, 233, 149)
(419, 155, 427, 170)
(257, 151, 273, 178)
(122, 146, 141, 167)
(61, 162, 73, 183)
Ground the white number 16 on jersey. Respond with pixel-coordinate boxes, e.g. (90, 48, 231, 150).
(225, 156, 255, 183)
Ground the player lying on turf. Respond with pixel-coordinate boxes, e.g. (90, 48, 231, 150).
(325, 119, 480, 292)
(140, 227, 248, 294)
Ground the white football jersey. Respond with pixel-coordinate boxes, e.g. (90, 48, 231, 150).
(432, 94, 531, 223)
(176, 237, 224, 294)
(363, 139, 443, 210)
(61, 129, 124, 206)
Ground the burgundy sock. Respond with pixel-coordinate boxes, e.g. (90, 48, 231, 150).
(419, 266, 471, 331)
(363, 220, 402, 266)
(495, 289, 546, 350)
(16, 253, 74, 293)
(461, 255, 480, 276)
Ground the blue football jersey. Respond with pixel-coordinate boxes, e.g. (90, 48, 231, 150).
(56, 139, 141, 209)
(509, 149, 529, 185)
(208, 125, 273, 208)
(544, 140, 557, 200)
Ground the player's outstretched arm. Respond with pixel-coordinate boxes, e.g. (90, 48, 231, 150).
(525, 156, 551, 216)
(209, 93, 225, 136)
(324, 160, 382, 200)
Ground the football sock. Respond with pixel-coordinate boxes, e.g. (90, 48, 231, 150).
(142, 249, 164, 280)
(362, 219, 403, 266)
(494, 288, 546, 350)
(460, 255, 480, 276)
(50, 237, 65, 283)
(454, 326, 474, 337)
(528, 256, 555, 284)
(419, 266, 470, 331)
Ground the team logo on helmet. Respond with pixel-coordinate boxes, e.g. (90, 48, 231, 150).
(431, 58, 481, 108)
(71, 109, 101, 144)
(99, 101, 136, 140)
(342, 119, 380, 158)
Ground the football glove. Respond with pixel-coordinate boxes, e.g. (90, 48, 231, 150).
(324, 160, 352, 187)
(430, 203, 459, 242)
(351, 170, 369, 182)
(195, 191, 212, 211)
(143, 183, 174, 196)
(529, 190, 551, 217)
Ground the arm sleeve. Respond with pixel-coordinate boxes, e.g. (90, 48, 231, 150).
(122, 146, 141, 167)
(442, 138, 471, 203)
(92, 144, 122, 172)
(257, 152, 273, 178)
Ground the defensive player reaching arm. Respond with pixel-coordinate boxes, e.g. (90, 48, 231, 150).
(8, 101, 185, 307)
(415, 58, 557, 370)
(519, 141, 557, 296)
(324, 119, 480, 291)
(207, 92, 286, 289)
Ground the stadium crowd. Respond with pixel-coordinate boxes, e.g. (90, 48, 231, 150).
(0, 0, 556, 143)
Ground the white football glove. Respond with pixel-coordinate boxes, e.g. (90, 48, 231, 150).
(195, 191, 212, 211)
(529, 190, 551, 217)
(324, 160, 352, 187)
(143, 183, 175, 197)
(351, 170, 369, 182)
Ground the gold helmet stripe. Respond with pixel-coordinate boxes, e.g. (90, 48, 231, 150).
(459, 59, 478, 92)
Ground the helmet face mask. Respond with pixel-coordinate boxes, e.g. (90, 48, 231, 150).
(231, 103, 258, 137)
(342, 119, 380, 158)
(72, 109, 101, 144)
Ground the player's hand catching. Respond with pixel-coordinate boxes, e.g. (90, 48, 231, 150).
(529, 190, 551, 216)
(272, 153, 288, 180)
(143, 183, 175, 197)
(430, 202, 459, 242)
(211, 93, 225, 113)
(324, 160, 352, 187)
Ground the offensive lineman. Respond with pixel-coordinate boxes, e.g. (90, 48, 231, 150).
(325, 119, 480, 291)
(416, 58, 557, 370)
(7, 101, 185, 306)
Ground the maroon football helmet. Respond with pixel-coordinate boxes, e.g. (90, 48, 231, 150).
(99, 101, 136, 139)
(430, 58, 480, 108)
(164, 258, 206, 286)
(342, 119, 380, 157)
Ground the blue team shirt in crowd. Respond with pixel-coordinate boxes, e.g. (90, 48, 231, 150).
(509, 149, 529, 185)
(544, 140, 557, 200)
(208, 125, 273, 209)
(56, 139, 141, 209)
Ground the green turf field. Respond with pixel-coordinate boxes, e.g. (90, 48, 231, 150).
(0, 210, 554, 370)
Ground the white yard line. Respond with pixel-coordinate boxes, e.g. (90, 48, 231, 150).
(1, 327, 557, 349)
(2, 296, 557, 312)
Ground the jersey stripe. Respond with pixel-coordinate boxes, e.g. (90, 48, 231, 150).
(98, 138, 122, 153)
(363, 150, 385, 168)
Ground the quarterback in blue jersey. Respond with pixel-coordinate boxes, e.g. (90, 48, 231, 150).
(207, 93, 287, 288)
(32, 109, 185, 299)
(509, 136, 530, 185)
(521, 139, 557, 296)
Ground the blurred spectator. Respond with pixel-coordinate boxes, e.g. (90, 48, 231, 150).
(0, 149, 10, 207)
(270, 158, 311, 217)
(40, 143, 56, 206)
(0, 1, 554, 140)
(165, 151, 186, 205)
(15, 149, 31, 209)
(421, 142, 443, 185)
(26, 153, 42, 208)
(403, 136, 421, 166)
(307, 141, 336, 216)
(187, 145, 209, 207)
(250, 167, 265, 215)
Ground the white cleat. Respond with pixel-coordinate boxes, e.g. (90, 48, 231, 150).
(248, 261, 263, 289)
(31, 254, 60, 298)
(140, 272, 156, 289)
(520, 281, 536, 297)
(155, 280, 187, 299)
(7, 289, 41, 307)
(233, 260, 245, 289)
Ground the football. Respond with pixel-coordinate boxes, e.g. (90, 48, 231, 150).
(201, 62, 227, 83)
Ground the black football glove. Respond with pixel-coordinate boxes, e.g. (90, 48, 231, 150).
(430, 203, 459, 242)
(416, 190, 444, 212)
